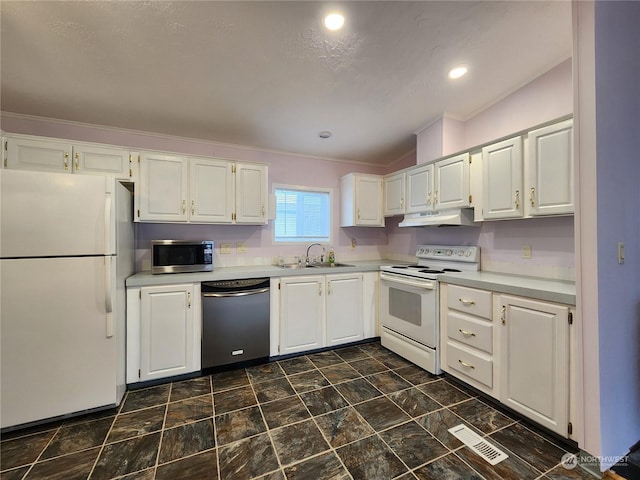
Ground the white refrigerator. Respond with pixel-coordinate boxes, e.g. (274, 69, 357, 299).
(0, 169, 134, 428)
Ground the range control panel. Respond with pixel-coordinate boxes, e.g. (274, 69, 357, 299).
(416, 245, 479, 263)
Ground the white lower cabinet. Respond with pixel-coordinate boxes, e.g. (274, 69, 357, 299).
(126, 284, 201, 383)
(499, 294, 570, 436)
(441, 283, 573, 438)
(279, 273, 364, 355)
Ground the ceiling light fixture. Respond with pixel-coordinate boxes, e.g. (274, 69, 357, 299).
(448, 66, 468, 80)
(318, 131, 333, 139)
(324, 13, 345, 31)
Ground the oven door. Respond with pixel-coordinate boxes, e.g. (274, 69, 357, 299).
(380, 272, 438, 348)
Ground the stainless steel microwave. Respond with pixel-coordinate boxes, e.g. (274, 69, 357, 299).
(151, 240, 214, 274)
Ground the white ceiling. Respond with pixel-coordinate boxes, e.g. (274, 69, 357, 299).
(0, 1, 572, 166)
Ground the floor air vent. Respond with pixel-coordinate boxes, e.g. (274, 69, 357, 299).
(448, 424, 509, 465)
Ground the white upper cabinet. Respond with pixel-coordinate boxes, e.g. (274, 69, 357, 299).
(137, 152, 189, 222)
(4, 135, 134, 181)
(482, 136, 524, 220)
(527, 119, 574, 216)
(434, 153, 470, 210)
(235, 163, 268, 224)
(383, 172, 405, 216)
(137, 153, 267, 224)
(340, 173, 384, 227)
(406, 164, 434, 213)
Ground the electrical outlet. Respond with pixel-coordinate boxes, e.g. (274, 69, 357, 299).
(220, 243, 231, 254)
(521, 244, 532, 259)
(351, 238, 357, 249)
(236, 242, 247, 254)
(618, 242, 625, 264)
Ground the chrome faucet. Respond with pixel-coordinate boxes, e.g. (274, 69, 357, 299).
(306, 243, 326, 266)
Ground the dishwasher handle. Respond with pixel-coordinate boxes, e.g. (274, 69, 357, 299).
(203, 287, 270, 298)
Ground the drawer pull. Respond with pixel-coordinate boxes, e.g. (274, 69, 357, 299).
(458, 359, 475, 369)
(459, 298, 476, 306)
(459, 329, 476, 337)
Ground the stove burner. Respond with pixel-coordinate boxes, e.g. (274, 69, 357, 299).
(442, 268, 462, 273)
(419, 269, 445, 274)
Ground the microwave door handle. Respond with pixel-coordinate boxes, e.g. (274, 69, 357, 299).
(381, 272, 435, 290)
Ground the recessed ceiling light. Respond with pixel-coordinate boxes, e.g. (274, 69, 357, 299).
(319, 131, 333, 139)
(448, 66, 468, 79)
(324, 13, 345, 31)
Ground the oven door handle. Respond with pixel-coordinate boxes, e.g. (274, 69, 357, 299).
(380, 272, 436, 290)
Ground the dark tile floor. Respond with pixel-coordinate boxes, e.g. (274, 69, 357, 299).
(0, 341, 601, 480)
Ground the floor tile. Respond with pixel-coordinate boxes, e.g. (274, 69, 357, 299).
(214, 385, 256, 414)
(218, 433, 280, 479)
(416, 407, 481, 449)
(354, 396, 411, 431)
(335, 346, 369, 362)
(215, 405, 266, 445)
(366, 370, 412, 394)
(334, 377, 383, 404)
(394, 365, 438, 385)
(489, 423, 569, 473)
(320, 363, 361, 384)
(456, 444, 543, 480)
(389, 387, 442, 417)
(40, 417, 113, 459)
(170, 376, 211, 402)
(107, 405, 166, 443)
(247, 362, 285, 384)
(545, 465, 601, 479)
(349, 357, 388, 376)
(356, 341, 391, 356)
(121, 384, 170, 413)
(395, 473, 419, 480)
(23, 447, 100, 480)
(379, 421, 448, 469)
(211, 368, 250, 391)
(0, 431, 55, 470)
(158, 418, 215, 464)
(337, 434, 407, 480)
(376, 352, 416, 370)
(278, 356, 316, 375)
(116, 469, 156, 480)
(300, 386, 349, 416)
(307, 350, 344, 368)
(413, 452, 485, 480)
(314, 407, 375, 448)
(287, 370, 330, 393)
(164, 395, 213, 428)
(449, 398, 514, 434)
(284, 451, 350, 479)
(418, 379, 473, 406)
(256, 470, 286, 480)
(155, 449, 217, 480)
(91, 432, 161, 480)
(253, 377, 296, 403)
(1, 466, 30, 480)
(260, 396, 311, 429)
(271, 419, 330, 466)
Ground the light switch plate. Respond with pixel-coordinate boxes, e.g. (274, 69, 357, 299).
(236, 242, 247, 254)
(220, 243, 231, 254)
(521, 244, 532, 259)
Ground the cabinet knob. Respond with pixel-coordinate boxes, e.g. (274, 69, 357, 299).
(459, 329, 476, 337)
(514, 190, 520, 210)
(74, 152, 79, 170)
(501, 305, 506, 325)
(64, 152, 69, 170)
(530, 187, 536, 207)
(191, 200, 195, 215)
(458, 359, 475, 369)
(181, 200, 186, 214)
(458, 298, 476, 306)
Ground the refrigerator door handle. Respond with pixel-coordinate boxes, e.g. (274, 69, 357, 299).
(104, 195, 112, 255)
(105, 256, 113, 338)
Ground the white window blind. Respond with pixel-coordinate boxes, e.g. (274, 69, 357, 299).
(274, 187, 330, 243)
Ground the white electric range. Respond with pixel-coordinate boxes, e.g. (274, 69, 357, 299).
(379, 245, 480, 374)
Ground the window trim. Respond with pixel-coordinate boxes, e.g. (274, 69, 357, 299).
(272, 183, 333, 245)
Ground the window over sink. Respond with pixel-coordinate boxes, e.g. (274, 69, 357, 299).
(273, 184, 331, 243)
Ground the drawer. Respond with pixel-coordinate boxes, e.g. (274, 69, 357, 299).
(447, 342, 493, 389)
(447, 311, 493, 353)
(447, 285, 492, 319)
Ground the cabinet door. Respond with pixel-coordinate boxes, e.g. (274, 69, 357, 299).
(140, 284, 196, 381)
(434, 153, 470, 210)
(137, 152, 188, 222)
(383, 172, 405, 216)
(189, 158, 234, 223)
(6, 136, 73, 173)
(326, 274, 363, 346)
(406, 164, 434, 213)
(499, 295, 569, 436)
(355, 175, 384, 226)
(528, 120, 574, 216)
(482, 137, 523, 219)
(235, 163, 267, 224)
(280, 276, 324, 355)
(73, 145, 132, 180)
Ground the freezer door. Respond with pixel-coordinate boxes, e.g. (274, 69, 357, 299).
(0, 256, 118, 428)
(0, 169, 112, 258)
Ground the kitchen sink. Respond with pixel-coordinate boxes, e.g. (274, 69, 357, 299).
(278, 262, 354, 269)
(279, 263, 307, 269)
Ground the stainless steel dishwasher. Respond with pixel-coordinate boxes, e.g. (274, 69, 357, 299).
(201, 277, 270, 369)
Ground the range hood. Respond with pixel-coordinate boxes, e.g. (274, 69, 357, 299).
(398, 208, 478, 227)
